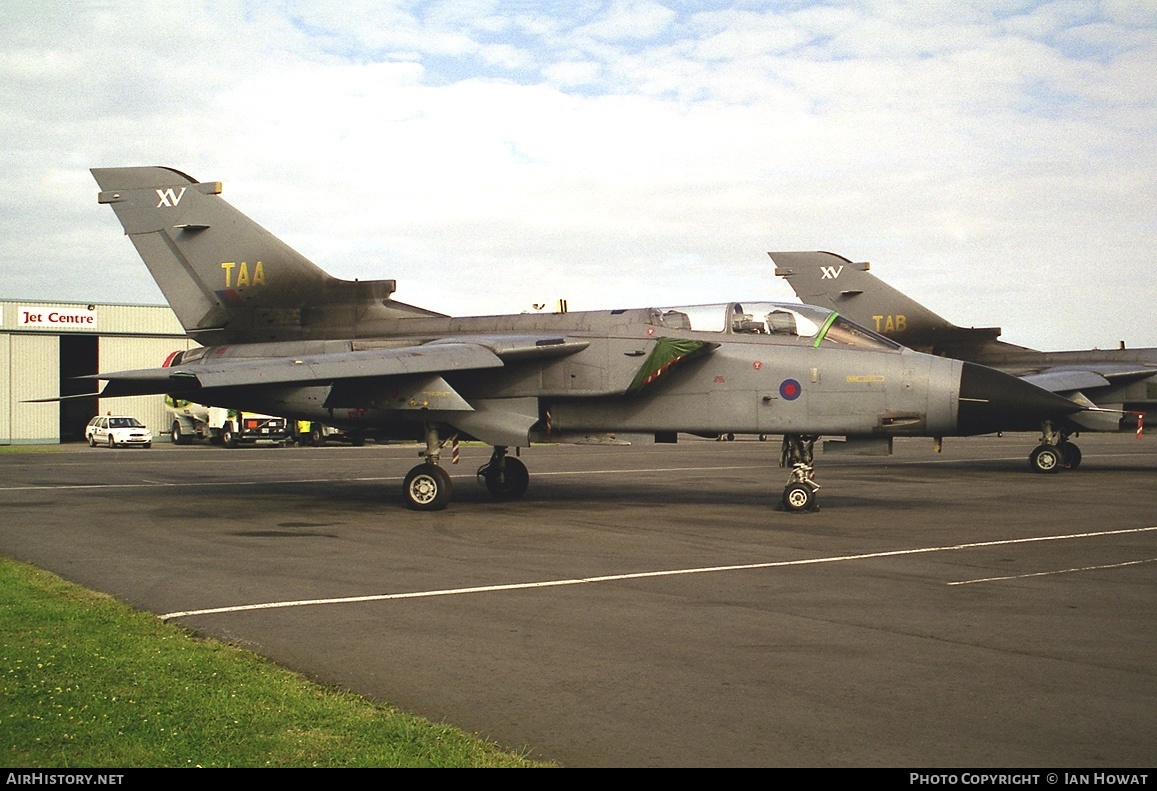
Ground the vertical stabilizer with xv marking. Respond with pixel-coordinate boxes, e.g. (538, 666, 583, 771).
(91, 166, 441, 345)
(770, 250, 1020, 358)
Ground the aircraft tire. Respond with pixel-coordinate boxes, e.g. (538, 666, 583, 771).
(1060, 442, 1082, 470)
(1029, 444, 1064, 474)
(483, 457, 530, 500)
(782, 482, 816, 512)
(404, 463, 452, 511)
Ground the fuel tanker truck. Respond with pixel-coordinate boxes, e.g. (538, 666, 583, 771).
(164, 395, 289, 448)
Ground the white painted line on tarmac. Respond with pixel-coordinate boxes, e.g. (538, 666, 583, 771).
(948, 557, 1157, 585)
(524, 464, 761, 476)
(160, 525, 1157, 621)
(0, 477, 386, 492)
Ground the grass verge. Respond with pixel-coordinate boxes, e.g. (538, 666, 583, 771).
(0, 557, 547, 767)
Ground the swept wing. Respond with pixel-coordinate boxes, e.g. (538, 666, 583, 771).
(91, 335, 591, 397)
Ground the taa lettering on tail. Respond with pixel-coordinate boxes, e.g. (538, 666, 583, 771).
(221, 261, 266, 288)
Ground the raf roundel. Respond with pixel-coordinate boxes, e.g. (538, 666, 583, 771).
(779, 378, 802, 401)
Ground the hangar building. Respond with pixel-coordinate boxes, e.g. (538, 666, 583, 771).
(1, 299, 195, 444)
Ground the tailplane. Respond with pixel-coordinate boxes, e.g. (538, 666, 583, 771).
(92, 167, 441, 345)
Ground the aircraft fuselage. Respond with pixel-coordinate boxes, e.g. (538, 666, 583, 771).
(167, 306, 1066, 446)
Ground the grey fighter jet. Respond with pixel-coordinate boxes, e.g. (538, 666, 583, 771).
(84, 167, 1084, 511)
(772, 251, 1155, 473)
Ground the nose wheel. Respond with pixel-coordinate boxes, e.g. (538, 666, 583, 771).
(782, 480, 818, 512)
(780, 434, 820, 512)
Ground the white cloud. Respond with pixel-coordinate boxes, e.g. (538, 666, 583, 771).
(542, 59, 601, 86)
(574, 0, 678, 42)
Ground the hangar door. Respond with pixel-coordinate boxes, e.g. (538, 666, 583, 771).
(59, 334, 98, 442)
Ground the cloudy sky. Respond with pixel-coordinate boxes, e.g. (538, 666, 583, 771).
(3, 0, 1154, 349)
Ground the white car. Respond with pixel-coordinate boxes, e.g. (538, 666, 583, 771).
(85, 416, 153, 448)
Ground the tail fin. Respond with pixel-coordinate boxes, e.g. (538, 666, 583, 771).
(770, 251, 1011, 358)
(91, 167, 441, 345)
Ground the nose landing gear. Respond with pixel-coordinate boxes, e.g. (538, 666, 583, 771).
(780, 434, 820, 512)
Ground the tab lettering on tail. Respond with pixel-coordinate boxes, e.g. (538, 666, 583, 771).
(872, 314, 907, 334)
(820, 265, 844, 279)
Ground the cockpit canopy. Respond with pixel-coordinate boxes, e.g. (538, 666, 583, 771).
(648, 302, 901, 351)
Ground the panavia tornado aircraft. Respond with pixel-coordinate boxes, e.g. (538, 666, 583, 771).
(85, 167, 1085, 511)
(772, 251, 1155, 473)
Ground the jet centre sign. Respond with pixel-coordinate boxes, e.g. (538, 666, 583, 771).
(18, 306, 97, 329)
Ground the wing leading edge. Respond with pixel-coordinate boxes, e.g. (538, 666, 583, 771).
(92, 342, 508, 397)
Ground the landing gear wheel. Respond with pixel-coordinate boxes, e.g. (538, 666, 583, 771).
(782, 482, 817, 512)
(349, 433, 366, 447)
(780, 434, 820, 513)
(1029, 444, 1064, 474)
(1060, 442, 1082, 470)
(483, 457, 529, 500)
(403, 463, 452, 511)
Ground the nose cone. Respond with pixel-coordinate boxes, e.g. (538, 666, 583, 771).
(958, 362, 1083, 435)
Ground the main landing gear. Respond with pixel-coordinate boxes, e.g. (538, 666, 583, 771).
(780, 434, 820, 512)
(1028, 422, 1081, 474)
(403, 425, 455, 511)
(477, 446, 529, 501)
(402, 427, 531, 511)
